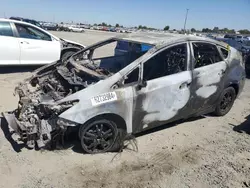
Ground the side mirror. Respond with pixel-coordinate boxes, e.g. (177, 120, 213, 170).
(136, 79, 147, 90)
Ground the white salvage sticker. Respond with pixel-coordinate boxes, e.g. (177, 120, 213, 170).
(91, 92, 117, 106)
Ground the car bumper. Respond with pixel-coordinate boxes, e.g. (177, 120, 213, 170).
(237, 76, 245, 98)
(2, 111, 61, 149)
(2, 112, 22, 134)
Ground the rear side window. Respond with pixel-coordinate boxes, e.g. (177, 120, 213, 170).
(220, 48, 229, 59)
(192, 43, 223, 68)
(143, 43, 187, 81)
(0, 22, 13, 37)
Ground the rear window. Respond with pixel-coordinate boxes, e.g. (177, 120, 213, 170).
(24, 19, 42, 27)
(220, 48, 229, 59)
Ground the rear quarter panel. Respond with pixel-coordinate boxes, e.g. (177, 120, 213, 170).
(224, 47, 245, 97)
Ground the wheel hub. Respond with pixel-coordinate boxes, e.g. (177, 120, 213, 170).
(220, 92, 233, 110)
(81, 123, 115, 153)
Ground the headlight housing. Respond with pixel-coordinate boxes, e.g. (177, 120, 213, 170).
(37, 100, 79, 119)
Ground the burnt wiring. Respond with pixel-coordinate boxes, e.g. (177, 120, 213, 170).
(111, 133, 138, 162)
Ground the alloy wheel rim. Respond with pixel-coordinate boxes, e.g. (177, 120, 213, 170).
(82, 123, 115, 153)
(220, 92, 233, 111)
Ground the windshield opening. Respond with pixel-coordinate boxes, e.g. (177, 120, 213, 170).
(71, 39, 154, 76)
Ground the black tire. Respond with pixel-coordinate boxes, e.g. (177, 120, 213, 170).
(79, 119, 126, 154)
(214, 87, 236, 116)
(61, 51, 76, 62)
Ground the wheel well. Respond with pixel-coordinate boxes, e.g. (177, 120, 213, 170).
(84, 113, 127, 131)
(228, 83, 239, 95)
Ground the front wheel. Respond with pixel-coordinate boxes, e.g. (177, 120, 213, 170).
(79, 119, 125, 154)
(214, 87, 236, 116)
(61, 51, 76, 62)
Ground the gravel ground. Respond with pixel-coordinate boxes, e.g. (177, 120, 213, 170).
(0, 31, 250, 188)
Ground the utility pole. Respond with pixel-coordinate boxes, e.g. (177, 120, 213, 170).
(4, 12, 6, 18)
(183, 8, 189, 33)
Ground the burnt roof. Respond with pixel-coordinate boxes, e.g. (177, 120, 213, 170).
(115, 32, 227, 47)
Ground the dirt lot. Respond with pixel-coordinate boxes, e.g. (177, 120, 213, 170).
(0, 31, 250, 188)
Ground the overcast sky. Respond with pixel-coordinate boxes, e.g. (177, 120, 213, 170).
(1, 0, 250, 30)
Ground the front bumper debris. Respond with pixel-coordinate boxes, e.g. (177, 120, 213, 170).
(2, 111, 65, 149)
(2, 112, 20, 133)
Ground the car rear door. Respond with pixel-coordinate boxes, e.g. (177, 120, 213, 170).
(130, 43, 193, 133)
(14, 23, 61, 65)
(0, 21, 20, 65)
(189, 42, 227, 115)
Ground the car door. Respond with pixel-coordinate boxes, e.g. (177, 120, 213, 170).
(189, 42, 227, 115)
(76, 27, 82, 32)
(14, 23, 61, 65)
(0, 21, 20, 65)
(130, 43, 192, 133)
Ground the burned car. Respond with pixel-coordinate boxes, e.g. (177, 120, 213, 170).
(3, 33, 245, 154)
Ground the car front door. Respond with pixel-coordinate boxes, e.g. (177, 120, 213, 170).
(14, 23, 61, 65)
(0, 21, 20, 65)
(130, 43, 193, 133)
(189, 42, 227, 115)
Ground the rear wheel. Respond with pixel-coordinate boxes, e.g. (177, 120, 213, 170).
(79, 119, 125, 154)
(214, 87, 236, 116)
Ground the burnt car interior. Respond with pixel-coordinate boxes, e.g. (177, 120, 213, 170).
(142, 43, 187, 81)
(193, 43, 222, 68)
(26, 40, 154, 102)
(124, 43, 187, 85)
(73, 39, 154, 76)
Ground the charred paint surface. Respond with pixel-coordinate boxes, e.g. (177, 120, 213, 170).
(132, 71, 192, 133)
(2, 33, 246, 151)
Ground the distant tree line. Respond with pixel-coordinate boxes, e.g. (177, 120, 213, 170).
(92, 23, 161, 30)
(93, 23, 122, 27)
(190, 27, 250, 34)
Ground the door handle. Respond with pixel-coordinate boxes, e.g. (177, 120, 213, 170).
(179, 82, 191, 89)
(20, 41, 29, 44)
(218, 69, 226, 75)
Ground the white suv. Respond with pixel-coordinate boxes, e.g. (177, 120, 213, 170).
(0, 18, 85, 65)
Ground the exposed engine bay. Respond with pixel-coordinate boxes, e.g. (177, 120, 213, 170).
(5, 59, 113, 149)
(60, 38, 83, 49)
